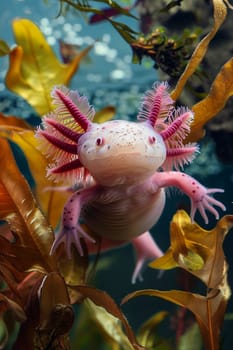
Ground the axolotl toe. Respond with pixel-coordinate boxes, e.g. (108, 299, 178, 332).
(36, 82, 226, 283)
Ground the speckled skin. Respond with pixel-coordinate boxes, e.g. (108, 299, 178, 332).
(37, 83, 226, 282)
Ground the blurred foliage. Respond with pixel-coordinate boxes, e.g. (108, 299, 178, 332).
(131, 27, 201, 78)
(0, 0, 233, 348)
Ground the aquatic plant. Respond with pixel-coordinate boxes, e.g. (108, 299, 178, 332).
(0, 0, 233, 348)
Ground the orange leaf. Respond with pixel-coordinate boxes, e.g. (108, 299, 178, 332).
(0, 113, 69, 228)
(171, 0, 227, 101)
(9, 130, 69, 228)
(188, 57, 233, 141)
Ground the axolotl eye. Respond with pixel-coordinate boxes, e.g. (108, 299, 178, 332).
(148, 136, 156, 144)
(96, 137, 104, 146)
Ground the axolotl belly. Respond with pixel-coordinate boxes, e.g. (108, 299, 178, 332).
(81, 186, 165, 241)
(36, 82, 226, 282)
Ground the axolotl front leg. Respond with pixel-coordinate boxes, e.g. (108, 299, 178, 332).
(50, 186, 97, 257)
(150, 171, 226, 223)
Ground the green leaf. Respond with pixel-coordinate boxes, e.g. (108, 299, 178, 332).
(177, 323, 202, 350)
(74, 285, 145, 350)
(0, 40, 10, 56)
(137, 311, 171, 350)
(85, 298, 135, 350)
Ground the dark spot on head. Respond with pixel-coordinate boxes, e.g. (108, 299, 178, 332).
(192, 190, 196, 194)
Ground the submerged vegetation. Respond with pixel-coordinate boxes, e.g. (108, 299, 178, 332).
(0, 0, 233, 349)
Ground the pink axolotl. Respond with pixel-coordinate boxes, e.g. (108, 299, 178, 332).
(36, 82, 226, 283)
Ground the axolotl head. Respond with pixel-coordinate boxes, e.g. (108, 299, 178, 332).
(78, 120, 166, 185)
(37, 84, 197, 187)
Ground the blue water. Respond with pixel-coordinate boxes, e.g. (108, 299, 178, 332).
(0, 0, 154, 112)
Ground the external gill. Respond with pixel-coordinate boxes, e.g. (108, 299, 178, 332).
(54, 88, 92, 132)
(36, 86, 94, 185)
(159, 109, 198, 170)
(137, 81, 174, 127)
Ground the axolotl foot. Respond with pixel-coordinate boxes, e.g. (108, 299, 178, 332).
(131, 231, 164, 284)
(50, 224, 95, 258)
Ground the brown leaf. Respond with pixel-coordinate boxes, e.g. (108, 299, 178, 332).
(0, 293, 26, 322)
(122, 285, 229, 350)
(35, 272, 74, 349)
(0, 138, 55, 272)
(56, 245, 89, 304)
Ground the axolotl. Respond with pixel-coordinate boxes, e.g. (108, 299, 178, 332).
(36, 82, 226, 283)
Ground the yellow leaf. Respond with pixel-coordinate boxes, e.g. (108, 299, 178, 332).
(150, 210, 233, 290)
(149, 248, 178, 270)
(5, 18, 92, 115)
(10, 130, 69, 228)
(171, 0, 227, 101)
(93, 106, 116, 123)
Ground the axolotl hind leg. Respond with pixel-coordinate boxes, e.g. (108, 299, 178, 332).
(131, 231, 163, 284)
(84, 231, 164, 284)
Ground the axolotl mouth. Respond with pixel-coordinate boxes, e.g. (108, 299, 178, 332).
(78, 120, 166, 185)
